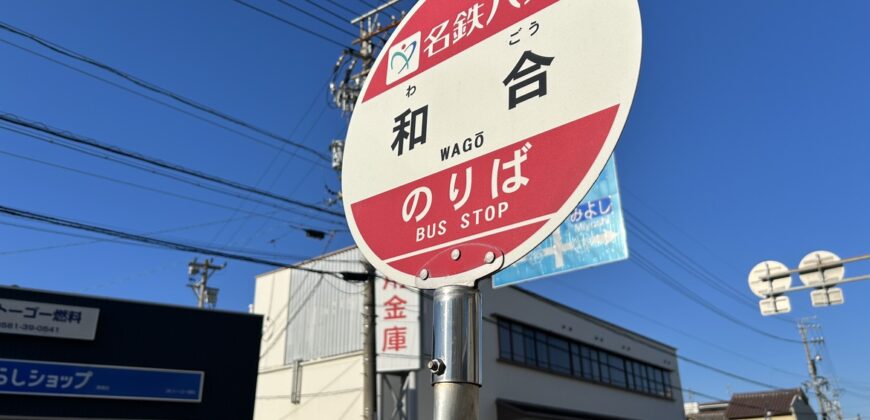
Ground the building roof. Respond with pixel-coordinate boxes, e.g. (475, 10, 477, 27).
(724, 388, 805, 419)
(686, 401, 728, 420)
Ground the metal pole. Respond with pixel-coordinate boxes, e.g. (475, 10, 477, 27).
(429, 285, 481, 420)
(760, 253, 870, 281)
(763, 274, 870, 297)
(363, 270, 377, 420)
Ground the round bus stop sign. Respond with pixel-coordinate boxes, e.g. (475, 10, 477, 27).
(343, 0, 642, 289)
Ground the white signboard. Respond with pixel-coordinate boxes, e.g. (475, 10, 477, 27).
(0, 298, 99, 341)
(376, 277, 421, 372)
(343, 0, 642, 288)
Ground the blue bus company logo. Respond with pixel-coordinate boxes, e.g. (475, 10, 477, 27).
(386, 32, 421, 85)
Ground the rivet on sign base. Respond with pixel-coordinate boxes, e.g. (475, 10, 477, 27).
(451, 249, 461, 261)
(419, 268, 429, 280)
(484, 252, 496, 264)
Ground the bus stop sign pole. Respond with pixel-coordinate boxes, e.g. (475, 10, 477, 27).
(430, 284, 482, 420)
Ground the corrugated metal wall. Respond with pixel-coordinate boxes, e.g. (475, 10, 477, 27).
(284, 247, 366, 363)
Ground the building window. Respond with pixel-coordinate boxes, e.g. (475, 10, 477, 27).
(499, 322, 512, 360)
(496, 318, 674, 400)
(570, 343, 583, 379)
(609, 355, 627, 388)
(548, 336, 571, 375)
(511, 323, 526, 363)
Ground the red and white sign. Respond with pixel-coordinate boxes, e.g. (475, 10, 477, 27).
(343, 0, 642, 288)
(376, 277, 421, 372)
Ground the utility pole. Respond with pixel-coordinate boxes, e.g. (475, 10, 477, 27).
(361, 263, 377, 420)
(330, 0, 402, 114)
(799, 320, 828, 419)
(187, 258, 226, 309)
(328, 3, 404, 419)
(798, 318, 843, 420)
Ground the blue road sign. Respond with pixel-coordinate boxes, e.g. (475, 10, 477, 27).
(0, 358, 203, 402)
(493, 157, 628, 287)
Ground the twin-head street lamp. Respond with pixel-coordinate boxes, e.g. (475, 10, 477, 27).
(748, 251, 870, 316)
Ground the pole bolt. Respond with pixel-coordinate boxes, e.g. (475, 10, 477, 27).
(484, 251, 496, 264)
(419, 269, 429, 280)
(428, 358, 446, 375)
(451, 249, 461, 261)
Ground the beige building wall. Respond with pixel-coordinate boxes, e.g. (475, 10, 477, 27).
(254, 269, 291, 370)
(255, 353, 364, 419)
(253, 266, 366, 420)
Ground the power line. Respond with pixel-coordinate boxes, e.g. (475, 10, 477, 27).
(230, 107, 326, 248)
(324, 0, 363, 18)
(0, 219, 161, 253)
(623, 189, 748, 276)
(207, 78, 333, 246)
(276, 0, 358, 37)
(79, 261, 182, 293)
(222, 0, 356, 244)
(301, 0, 354, 24)
(623, 193, 803, 325)
(623, 210, 803, 328)
(355, 0, 379, 9)
(0, 125, 339, 226)
(0, 38, 327, 165)
(0, 147, 341, 232)
(626, 215, 798, 327)
(0, 123, 343, 226)
(626, 211, 759, 308)
(354, 0, 402, 15)
(0, 214, 317, 262)
(678, 355, 781, 390)
(232, 157, 324, 249)
(222, 104, 332, 248)
(0, 113, 344, 218)
(232, 0, 352, 49)
(631, 249, 802, 344)
(0, 21, 329, 164)
(0, 203, 357, 278)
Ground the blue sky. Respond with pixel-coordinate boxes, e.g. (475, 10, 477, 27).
(2, 0, 869, 416)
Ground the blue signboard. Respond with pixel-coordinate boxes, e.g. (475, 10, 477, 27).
(493, 157, 628, 287)
(0, 358, 203, 402)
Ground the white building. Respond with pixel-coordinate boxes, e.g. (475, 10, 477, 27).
(253, 247, 685, 420)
